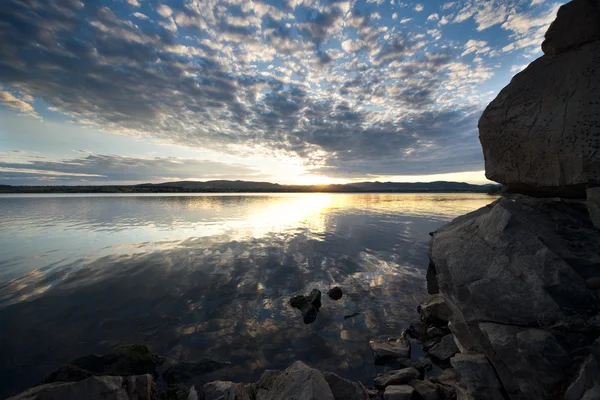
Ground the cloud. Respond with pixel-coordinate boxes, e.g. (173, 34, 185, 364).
(0, 154, 265, 184)
(427, 13, 440, 22)
(461, 39, 490, 56)
(0, 91, 37, 116)
(414, 4, 424, 12)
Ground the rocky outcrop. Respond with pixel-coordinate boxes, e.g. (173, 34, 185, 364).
(478, 0, 600, 198)
(429, 1, 600, 398)
(8, 374, 156, 400)
(256, 361, 334, 400)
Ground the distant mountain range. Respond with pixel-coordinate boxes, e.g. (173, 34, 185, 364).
(0, 180, 501, 194)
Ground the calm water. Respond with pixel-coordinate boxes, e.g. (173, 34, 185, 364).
(0, 193, 495, 397)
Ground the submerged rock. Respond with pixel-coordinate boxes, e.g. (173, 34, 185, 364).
(327, 287, 343, 300)
(290, 289, 322, 324)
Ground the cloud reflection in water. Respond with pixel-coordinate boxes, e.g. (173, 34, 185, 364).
(0, 193, 496, 397)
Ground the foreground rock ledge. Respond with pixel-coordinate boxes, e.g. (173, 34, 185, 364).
(430, 195, 600, 399)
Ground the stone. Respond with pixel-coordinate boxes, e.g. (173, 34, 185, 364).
(587, 187, 600, 228)
(257, 370, 282, 390)
(373, 368, 419, 388)
(323, 371, 366, 400)
(370, 338, 411, 362)
(427, 335, 459, 362)
(426, 327, 444, 338)
(408, 380, 439, 400)
(290, 289, 322, 324)
(542, 0, 600, 56)
(364, 387, 380, 399)
(383, 385, 414, 400)
(327, 287, 343, 300)
(564, 350, 600, 400)
(42, 365, 94, 384)
(201, 381, 252, 400)
(260, 361, 334, 400)
(8, 375, 156, 400)
(478, 41, 600, 196)
(188, 386, 199, 400)
(65, 345, 165, 378)
(418, 295, 452, 327)
(450, 354, 503, 400)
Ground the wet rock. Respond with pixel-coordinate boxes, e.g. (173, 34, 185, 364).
(418, 295, 452, 327)
(328, 287, 343, 300)
(408, 379, 439, 400)
(374, 368, 419, 388)
(163, 359, 231, 386)
(450, 354, 504, 400)
(542, 0, 600, 56)
(8, 374, 157, 400)
(323, 371, 366, 400)
(260, 361, 334, 400)
(426, 327, 445, 338)
(364, 387, 380, 399)
(427, 335, 459, 362)
(383, 385, 414, 400)
(290, 289, 322, 324)
(430, 368, 461, 388)
(370, 337, 411, 362)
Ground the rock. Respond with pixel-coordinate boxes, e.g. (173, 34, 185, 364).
(450, 354, 504, 400)
(344, 312, 360, 320)
(201, 381, 252, 400)
(408, 379, 439, 400)
(588, 187, 600, 228)
(364, 387, 380, 399)
(564, 343, 600, 400)
(257, 370, 282, 390)
(323, 371, 367, 400)
(328, 287, 343, 300)
(430, 195, 600, 398)
(418, 295, 452, 327)
(290, 289, 322, 324)
(430, 369, 461, 398)
(43, 365, 94, 384)
(426, 327, 444, 338)
(373, 368, 419, 388)
(8, 374, 157, 400)
(163, 359, 231, 385)
(370, 338, 411, 362)
(260, 361, 334, 400)
(542, 0, 600, 56)
(188, 386, 199, 400)
(427, 335, 459, 362)
(479, 22, 600, 197)
(383, 385, 414, 400)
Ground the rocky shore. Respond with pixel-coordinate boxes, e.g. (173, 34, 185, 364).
(8, 0, 600, 399)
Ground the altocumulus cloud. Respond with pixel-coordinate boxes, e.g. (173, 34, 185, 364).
(0, 0, 563, 179)
(0, 154, 265, 184)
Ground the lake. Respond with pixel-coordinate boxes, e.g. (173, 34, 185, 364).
(0, 193, 495, 397)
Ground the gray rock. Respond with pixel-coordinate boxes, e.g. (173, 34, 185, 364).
(408, 380, 439, 400)
(383, 385, 414, 400)
(450, 354, 503, 400)
(564, 353, 600, 400)
(479, 40, 600, 196)
(261, 361, 334, 400)
(8, 375, 156, 400)
(374, 368, 419, 388)
(542, 0, 600, 56)
(587, 187, 600, 229)
(370, 338, 411, 362)
(257, 370, 282, 390)
(418, 295, 452, 326)
(327, 287, 343, 300)
(323, 371, 366, 400)
(426, 327, 445, 338)
(187, 386, 199, 400)
(201, 381, 236, 400)
(427, 335, 459, 362)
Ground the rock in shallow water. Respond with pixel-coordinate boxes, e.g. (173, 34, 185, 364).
(327, 287, 343, 300)
(374, 368, 419, 388)
(383, 385, 414, 400)
(290, 289, 322, 324)
(370, 337, 411, 362)
(259, 361, 334, 400)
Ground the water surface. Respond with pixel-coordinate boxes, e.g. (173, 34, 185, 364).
(0, 193, 495, 397)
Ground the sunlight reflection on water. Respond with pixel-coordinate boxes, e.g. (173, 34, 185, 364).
(0, 193, 496, 397)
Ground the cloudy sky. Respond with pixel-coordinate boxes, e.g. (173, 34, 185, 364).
(0, 0, 563, 185)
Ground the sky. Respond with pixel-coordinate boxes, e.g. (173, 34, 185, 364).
(0, 0, 564, 185)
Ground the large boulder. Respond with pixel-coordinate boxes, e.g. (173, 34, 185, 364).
(8, 375, 156, 400)
(322, 372, 367, 400)
(478, 1, 600, 197)
(430, 195, 600, 399)
(258, 361, 334, 400)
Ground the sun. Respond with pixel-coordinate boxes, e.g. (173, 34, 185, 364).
(294, 175, 342, 186)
